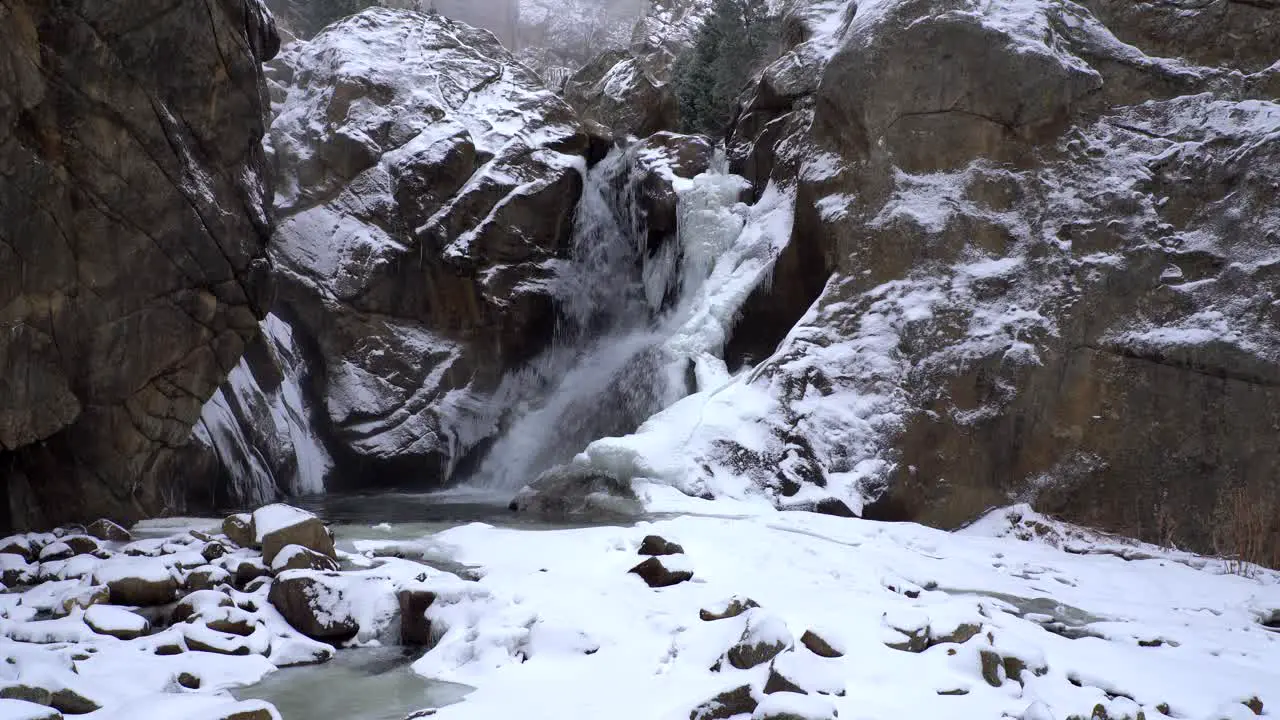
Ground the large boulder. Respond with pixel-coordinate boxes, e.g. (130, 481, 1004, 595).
(0, 0, 280, 529)
(266, 8, 589, 489)
(576, 0, 1280, 560)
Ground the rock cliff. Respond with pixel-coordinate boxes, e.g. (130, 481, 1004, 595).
(576, 0, 1280, 557)
(0, 0, 279, 528)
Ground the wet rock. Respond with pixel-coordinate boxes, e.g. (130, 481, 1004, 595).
(690, 685, 758, 720)
(253, 505, 336, 566)
(701, 596, 761, 622)
(629, 556, 694, 588)
(638, 536, 685, 556)
(86, 520, 132, 543)
(398, 589, 437, 647)
(268, 572, 360, 642)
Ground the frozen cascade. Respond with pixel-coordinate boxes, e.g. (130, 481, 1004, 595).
(194, 314, 333, 505)
(469, 144, 787, 495)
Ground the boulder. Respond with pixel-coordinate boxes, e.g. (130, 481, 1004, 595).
(565, 52, 679, 138)
(724, 610, 793, 670)
(172, 590, 235, 625)
(690, 685, 758, 720)
(95, 560, 178, 607)
(253, 505, 335, 566)
(268, 572, 360, 642)
(84, 605, 150, 641)
(265, 8, 588, 491)
(799, 629, 844, 658)
(86, 520, 131, 543)
(222, 514, 256, 549)
(0, 0, 280, 528)
(269, 544, 340, 573)
(512, 465, 644, 520)
(397, 589, 437, 646)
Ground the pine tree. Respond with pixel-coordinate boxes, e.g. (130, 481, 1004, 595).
(673, 0, 778, 136)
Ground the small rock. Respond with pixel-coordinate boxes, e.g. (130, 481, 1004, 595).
(172, 590, 235, 624)
(269, 544, 340, 573)
(690, 685, 757, 720)
(398, 589, 437, 646)
(62, 536, 100, 556)
(800, 630, 844, 658)
(726, 610, 793, 670)
(980, 650, 1004, 687)
(201, 542, 230, 563)
(177, 672, 201, 689)
(0, 685, 53, 706)
(701, 596, 760, 622)
(1244, 697, 1264, 716)
(233, 559, 272, 589)
(38, 542, 74, 562)
(184, 565, 232, 592)
(253, 505, 336, 566)
(764, 663, 807, 695)
(222, 514, 256, 549)
(84, 605, 150, 640)
(51, 688, 100, 715)
(638, 535, 684, 556)
(0, 537, 35, 563)
(629, 556, 693, 588)
(268, 571, 360, 642)
(813, 498, 857, 518)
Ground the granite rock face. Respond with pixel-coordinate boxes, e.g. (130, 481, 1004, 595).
(718, 0, 1280, 553)
(266, 8, 588, 489)
(0, 0, 280, 529)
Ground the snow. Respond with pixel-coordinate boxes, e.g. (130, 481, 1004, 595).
(83, 606, 148, 636)
(252, 504, 318, 542)
(401, 509, 1280, 720)
(0, 700, 58, 720)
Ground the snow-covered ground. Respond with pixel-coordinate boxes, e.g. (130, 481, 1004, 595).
(4, 503, 1273, 719)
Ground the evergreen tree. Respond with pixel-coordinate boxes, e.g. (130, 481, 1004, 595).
(673, 0, 778, 136)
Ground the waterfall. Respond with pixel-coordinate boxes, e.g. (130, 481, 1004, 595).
(469, 144, 755, 494)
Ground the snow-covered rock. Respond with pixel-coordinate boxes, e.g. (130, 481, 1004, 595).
(573, 0, 1280, 558)
(262, 7, 590, 489)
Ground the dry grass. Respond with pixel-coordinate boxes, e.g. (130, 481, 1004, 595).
(1211, 482, 1280, 576)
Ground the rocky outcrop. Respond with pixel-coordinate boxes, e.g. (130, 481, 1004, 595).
(588, 0, 1280, 558)
(0, 0, 280, 529)
(267, 8, 589, 489)
(564, 0, 712, 136)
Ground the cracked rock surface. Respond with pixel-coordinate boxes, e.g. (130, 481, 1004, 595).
(0, 0, 280, 529)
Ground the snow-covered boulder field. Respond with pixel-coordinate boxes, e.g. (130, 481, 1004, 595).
(0, 502, 1273, 719)
(260, 8, 590, 490)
